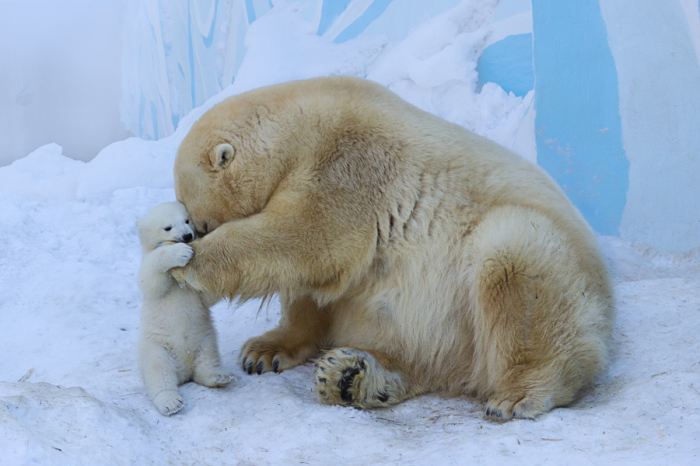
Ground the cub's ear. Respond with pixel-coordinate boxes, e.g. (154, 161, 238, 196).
(210, 143, 235, 170)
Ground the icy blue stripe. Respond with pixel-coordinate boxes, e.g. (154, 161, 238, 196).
(334, 0, 393, 43)
(151, 102, 159, 140)
(245, 0, 256, 23)
(138, 92, 146, 140)
(187, 0, 196, 109)
(317, 0, 352, 36)
(477, 33, 534, 97)
(202, 1, 218, 48)
(532, 0, 629, 235)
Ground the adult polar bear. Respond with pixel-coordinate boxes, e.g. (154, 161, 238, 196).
(172, 76, 614, 420)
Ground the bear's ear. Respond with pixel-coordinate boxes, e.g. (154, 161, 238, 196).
(210, 143, 235, 170)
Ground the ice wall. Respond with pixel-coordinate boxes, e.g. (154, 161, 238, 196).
(533, 1, 628, 236)
(122, 0, 511, 140)
(601, 0, 700, 254)
(120, 0, 700, 256)
(121, 0, 254, 140)
(531, 0, 700, 254)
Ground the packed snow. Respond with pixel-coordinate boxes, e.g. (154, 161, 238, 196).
(1, 2, 698, 465)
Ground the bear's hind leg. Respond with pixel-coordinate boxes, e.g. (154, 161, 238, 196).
(471, 206, 610, 421)
(313, 348, 421, 409)
(241, 295, 329, 374)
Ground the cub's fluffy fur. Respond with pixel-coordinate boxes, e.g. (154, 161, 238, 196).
(136, 202, 234, 416)
(172, 77, 614, 420)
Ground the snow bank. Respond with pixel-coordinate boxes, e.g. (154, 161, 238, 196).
(367, 0, 533, 160)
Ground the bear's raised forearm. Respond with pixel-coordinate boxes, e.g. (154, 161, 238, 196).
(173, 211, 376, 302)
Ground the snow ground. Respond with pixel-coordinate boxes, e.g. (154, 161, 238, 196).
(1, 2, 699, 465)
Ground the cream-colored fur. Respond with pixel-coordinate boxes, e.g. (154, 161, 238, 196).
(172, 76, 614, 420)
(136, 202, 235, 416)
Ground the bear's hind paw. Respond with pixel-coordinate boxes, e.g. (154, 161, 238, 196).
(313, 348, 408, 409)
(484, 391, 554, 422)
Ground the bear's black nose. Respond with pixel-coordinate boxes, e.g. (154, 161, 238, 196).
(183, 233, 193, 243)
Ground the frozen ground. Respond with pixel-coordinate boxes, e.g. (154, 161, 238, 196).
(1, 2, 699, 465)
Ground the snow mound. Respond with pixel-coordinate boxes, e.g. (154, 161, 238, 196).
(0, 382, 163, 465)
(76, 138, 176, 200)
(0, 144, 84, 204)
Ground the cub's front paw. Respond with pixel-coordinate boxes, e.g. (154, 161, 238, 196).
(152, 390, 185, 416)
(196, 369, 238, 388)
(165, 243, 193, 269)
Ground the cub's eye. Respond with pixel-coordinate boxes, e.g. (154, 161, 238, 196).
(164, 226, 172, 231)
(185, 220, 190, 224)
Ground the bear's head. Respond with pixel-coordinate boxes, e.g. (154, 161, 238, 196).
(173, 82, 323, 236)
(136, 201, 195, 253)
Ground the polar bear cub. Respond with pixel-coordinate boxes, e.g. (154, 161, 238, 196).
(136, 201, 235, 416)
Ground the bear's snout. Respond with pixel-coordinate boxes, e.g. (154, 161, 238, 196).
(182, 233, 194, 243)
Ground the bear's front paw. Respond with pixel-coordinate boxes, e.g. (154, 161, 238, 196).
(152, 389, 185, 416)
(240, 333, 313, 375)
(164, 243, 194, 269)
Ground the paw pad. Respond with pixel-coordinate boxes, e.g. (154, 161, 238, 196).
(312, 348, 405, 409)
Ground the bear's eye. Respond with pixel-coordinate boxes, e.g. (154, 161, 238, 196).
(185, 220, 189, 224)
(164, 226, 172, 231)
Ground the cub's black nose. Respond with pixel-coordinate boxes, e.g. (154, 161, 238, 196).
(183, 233, 194, 243)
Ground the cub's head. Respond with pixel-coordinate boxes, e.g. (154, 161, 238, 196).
(174, 83, 314, 235)
(136, 201, 195, 253)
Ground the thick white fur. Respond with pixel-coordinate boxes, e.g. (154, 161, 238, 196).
(172, 77, 614, 420)
(136, 202, 234, 416)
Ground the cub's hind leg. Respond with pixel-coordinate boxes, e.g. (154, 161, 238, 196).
(139, 342, 185, 416)
(314, 348, 422, 409)
(241, 295, 330, 374)
(192, 328, 236, 388)
(470, 206, 612, 421)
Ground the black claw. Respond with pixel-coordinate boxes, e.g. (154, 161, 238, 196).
(256, 361, 264, 375)
(486, 407, 492, 416)
(378, 392, 389, 403)
(246, 362, 253, 375)
(339, 367, 361, 403)
(513, 411, 517, 418)
(273, 360, 280, 373)
(327, 357, 336, 363)
(497, 410, 502, 417)
(242, 360, 247, 371)
(318, 377, 327, 384)
(358, 359, 366, 370)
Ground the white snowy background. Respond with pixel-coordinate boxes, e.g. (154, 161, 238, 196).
(1, 1, 699, 465)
